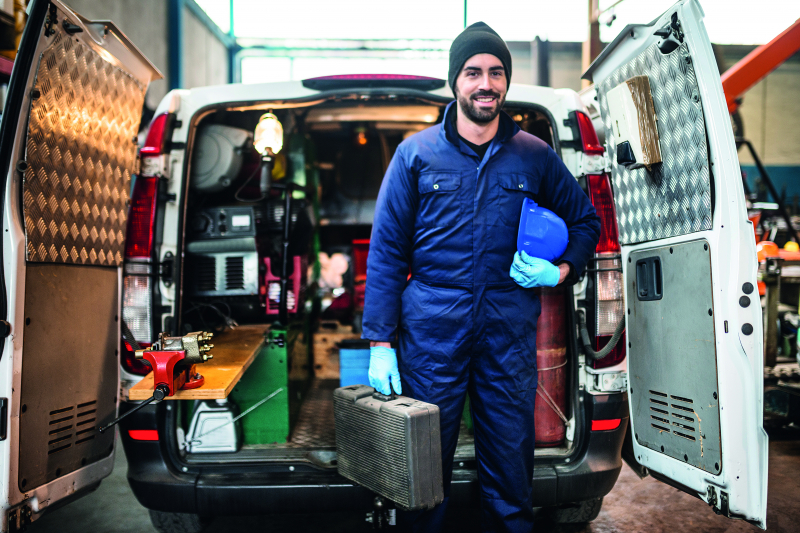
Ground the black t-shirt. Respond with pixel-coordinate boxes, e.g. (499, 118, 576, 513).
(449, 107, 493, 160)
(459, 136, 492, 161)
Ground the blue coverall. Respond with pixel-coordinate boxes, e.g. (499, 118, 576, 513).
(362, 101, 600, 532)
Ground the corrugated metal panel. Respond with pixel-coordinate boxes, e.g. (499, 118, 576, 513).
(23, 27, 145, 266)
(597, 42, 712, 245)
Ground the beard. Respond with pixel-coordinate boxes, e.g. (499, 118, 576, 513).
(455, 88, 506, 125)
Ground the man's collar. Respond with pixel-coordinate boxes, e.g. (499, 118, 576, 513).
(441, 100, 520, 149)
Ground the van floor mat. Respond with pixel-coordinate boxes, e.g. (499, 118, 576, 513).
(288, 379, 338, 448)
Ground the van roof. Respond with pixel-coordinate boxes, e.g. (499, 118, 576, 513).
(155, 80, 568, 117)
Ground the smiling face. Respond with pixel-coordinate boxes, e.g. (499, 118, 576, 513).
(453, 53, 508, 125)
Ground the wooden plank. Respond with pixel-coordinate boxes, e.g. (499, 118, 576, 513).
(129, 325, 267, 400)
(312, 321, 361, 379)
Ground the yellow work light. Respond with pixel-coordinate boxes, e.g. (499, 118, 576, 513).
(253, 113, 284, 196)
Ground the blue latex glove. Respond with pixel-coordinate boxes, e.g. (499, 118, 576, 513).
(368, 346, 402, 395)
(510, 250, 560, 288)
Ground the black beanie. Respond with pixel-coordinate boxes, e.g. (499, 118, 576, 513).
(448, 22, 512, 93)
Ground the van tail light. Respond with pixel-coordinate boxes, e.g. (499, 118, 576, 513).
(125, 177, 158, 259)
(589, 173, 619, 254)
(120, 114, 173, 376)
(121, 178, 157, 375)
(566, 110, 605, 156)
(140, 113, 170, 156)
(588, 173, 626, 369)
(575, 111, 604, 155)
(122, 262, 153, 376)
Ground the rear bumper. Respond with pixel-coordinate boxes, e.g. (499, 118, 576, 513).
(120, 391, 628, 515)
(542, 390, 629, 505)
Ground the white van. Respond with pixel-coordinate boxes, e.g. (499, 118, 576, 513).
(0, 1, 766, 531)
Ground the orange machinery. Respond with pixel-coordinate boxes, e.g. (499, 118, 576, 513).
(721, 18, 800, 114)
(724, 19, 800, 247)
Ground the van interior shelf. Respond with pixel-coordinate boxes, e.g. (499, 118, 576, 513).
(129, 325, 267, 400)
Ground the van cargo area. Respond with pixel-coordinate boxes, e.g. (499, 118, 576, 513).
(160, 94, 581, 467)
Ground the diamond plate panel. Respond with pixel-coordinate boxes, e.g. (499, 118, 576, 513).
(597, 42, 712, 245)
(24, 28, 144, 266)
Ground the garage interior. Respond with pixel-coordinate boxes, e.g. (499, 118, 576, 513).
(0, 0, 795, 531)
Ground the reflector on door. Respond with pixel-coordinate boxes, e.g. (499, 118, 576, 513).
(23, 29, 145, 266)
(596, 42, 712, 245)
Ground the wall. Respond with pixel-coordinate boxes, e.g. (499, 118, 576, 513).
(182, 5, 229, 91)
(719, 46, 800, 203)
(548, 42, 583, 92)
(64, 0, 168, 109)
(64, 1, 229, 108)
(507, 41, 583, 91)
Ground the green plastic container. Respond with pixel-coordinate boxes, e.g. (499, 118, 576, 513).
(229, 328, 290, 444)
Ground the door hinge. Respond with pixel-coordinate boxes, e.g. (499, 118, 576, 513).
(707, 485, 717, 507)
(44, 4, 57, 37)
(7, 505, 32, 532)
(706, 486, 730, 516)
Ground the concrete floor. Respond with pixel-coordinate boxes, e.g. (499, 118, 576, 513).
(28, 426, 799, 533)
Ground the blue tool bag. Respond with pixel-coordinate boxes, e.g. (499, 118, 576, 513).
(517, 197, 569, 262)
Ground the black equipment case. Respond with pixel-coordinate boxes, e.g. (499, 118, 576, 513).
(333, 385, 444, 511)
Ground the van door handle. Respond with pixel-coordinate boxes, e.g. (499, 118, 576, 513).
(636, 256, 663, 301)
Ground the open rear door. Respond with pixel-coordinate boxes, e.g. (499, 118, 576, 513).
(0, 0, 160, 528)
(584, 0, 767, 527)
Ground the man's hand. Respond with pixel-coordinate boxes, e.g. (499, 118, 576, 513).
(368, 344, 402, 395)
(370, 341, 392, 349)
(510, 251, 561, 288)
(558, 262, 571, 284)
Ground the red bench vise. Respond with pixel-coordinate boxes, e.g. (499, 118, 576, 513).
(99, 331, 214, 433)
(136, 331, 215, 396)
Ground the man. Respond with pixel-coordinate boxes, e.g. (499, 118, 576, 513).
(362, 22, 601, 532)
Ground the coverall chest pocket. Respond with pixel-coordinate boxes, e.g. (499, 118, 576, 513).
(417, 172, 463, 228)
(493, 173, 540, 227)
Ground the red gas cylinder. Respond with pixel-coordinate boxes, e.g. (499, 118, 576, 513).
(534, 285, 568, 447)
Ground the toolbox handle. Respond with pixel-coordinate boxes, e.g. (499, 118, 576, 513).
(372, 384, 397, 402)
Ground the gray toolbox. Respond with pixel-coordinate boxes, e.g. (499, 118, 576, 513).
(333, 385, 444, 511)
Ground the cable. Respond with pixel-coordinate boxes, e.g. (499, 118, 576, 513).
(185, 301, 238, 330)
(578, 310, 625, 360)
(121, 319, 141, 351)
(234, 163, 266, 203)
(99, 384, 169, 433)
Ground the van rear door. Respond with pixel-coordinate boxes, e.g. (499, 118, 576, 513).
(583, 0, 767, 528)
(0, 0, 160, 527)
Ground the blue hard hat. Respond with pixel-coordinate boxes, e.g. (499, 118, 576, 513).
(517, 197, 568, 262)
